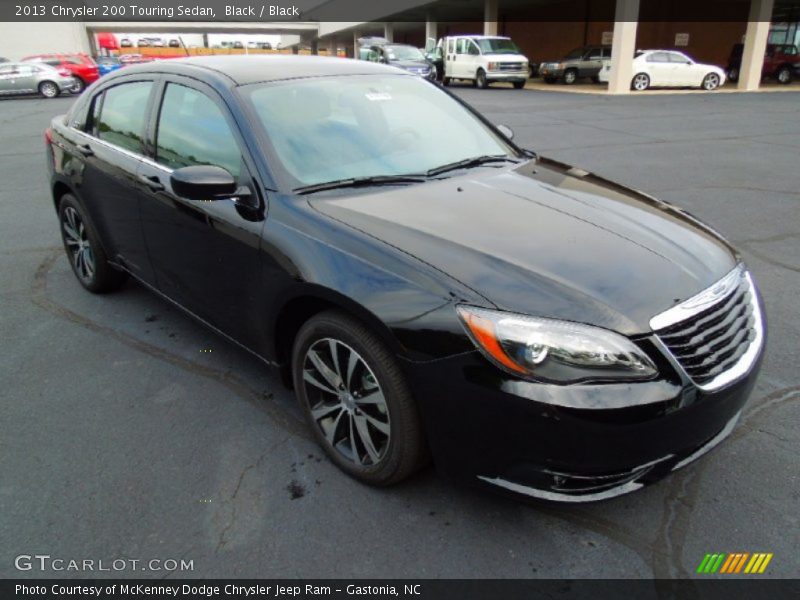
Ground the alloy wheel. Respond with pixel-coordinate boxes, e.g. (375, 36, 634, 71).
(632, 73, 649, 91)
(564, 69, 577, 84)
(777, 68, 791, 84)
(302, 338, 391, 467)
(62, 206, 95, 282)
(703, 73, 720, 90)
(40, 82, 58, 98)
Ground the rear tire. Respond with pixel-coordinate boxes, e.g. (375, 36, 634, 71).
(631, 72, 650, 91)
(776, 66, 793, 84)
(727, 67, 739, 82)
(292, 310, 427, 486)
(38, 81, 59, 99)
(58, 194, 128, 293)
(476, 69, 488, 89)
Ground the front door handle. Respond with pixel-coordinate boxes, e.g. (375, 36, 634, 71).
(139, 174, 164, 192)
(76, 143, 93, 157)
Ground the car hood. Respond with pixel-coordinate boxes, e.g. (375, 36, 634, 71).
(309, 157, 737, 335)
(483, 53, 528, 61)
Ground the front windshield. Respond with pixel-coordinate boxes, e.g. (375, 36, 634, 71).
(476, 38, 521, 55)
(244, 75, 515, 188)
(384, 45, 425, 61)
(564, 48, 585, 60)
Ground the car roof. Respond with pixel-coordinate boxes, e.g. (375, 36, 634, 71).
(117, 55, 407, 86)
(446, 35, 510, 40)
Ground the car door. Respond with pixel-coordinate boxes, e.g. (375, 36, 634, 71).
(453, 38, 472, 79)
(66, 78, 159, 283)
(11, 64, 38, 93)
(136, 77, 267, 349)
(668, 52, 697, 86)
(0, 64, 17, 94)
(582, 48, 604, 77)
(444, 38, 456, 78)
(645, 52, 674, 85)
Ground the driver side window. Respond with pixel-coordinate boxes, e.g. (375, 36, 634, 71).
(155, 83, 242, 178)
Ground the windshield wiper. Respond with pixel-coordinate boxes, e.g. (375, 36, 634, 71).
(426, 155, 519, 177)
(294, 174, 427, 195)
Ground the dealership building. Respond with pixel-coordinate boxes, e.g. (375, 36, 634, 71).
(1, 0, 798, 93)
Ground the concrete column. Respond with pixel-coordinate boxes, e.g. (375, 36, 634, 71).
(384, 23, 394, 42)
(425, 16, 437, 44)
(310, 39, 319, 55)
(739, 0, 774, 90)
(607, 0, 640, 95)
(330, 37, 337, 57)
(484, 0, 498, 36)
(352, 30, 360, 59)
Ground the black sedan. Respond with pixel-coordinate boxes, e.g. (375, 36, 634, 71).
(45, 56, 765, 502)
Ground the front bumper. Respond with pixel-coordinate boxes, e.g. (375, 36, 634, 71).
(539, 66, 565, 78)
(486, 71, 528, 82)
(402, 339, 763, 502)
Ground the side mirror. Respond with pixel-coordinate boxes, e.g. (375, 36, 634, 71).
(497, 124, 514, 140)
(170, 165, 237, 200)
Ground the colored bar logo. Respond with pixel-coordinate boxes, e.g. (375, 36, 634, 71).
(696, 553, 773, 574)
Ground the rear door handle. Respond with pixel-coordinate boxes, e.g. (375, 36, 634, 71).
(76, 143, 93, 157)
(139, 174, 164, 192)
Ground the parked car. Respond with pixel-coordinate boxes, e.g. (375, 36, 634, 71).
(360, 39, 435, 80)
(0, 57, 9, 63)
(438, 35, 529, 88)
(540, 45, 611, 84)
(120, 38, 132, 48)
(0, 61, 79, 97)
(46, 56, 764, 502)
(596, 58, 613, 83)
(22, 53, 99, 92)
(96, 56, 122, 76)
(168, 39, 181, 48)
(137, 39, 150, 48)
(233, 41, 244, 49)
(630, 50, 725, 90)
(727, 43, 800, 84)
(119, 54, 154, 66)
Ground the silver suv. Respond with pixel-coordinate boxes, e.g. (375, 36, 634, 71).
(540, 45, 612, 84)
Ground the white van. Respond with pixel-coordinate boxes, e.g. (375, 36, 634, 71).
(434, 35, 529, 89)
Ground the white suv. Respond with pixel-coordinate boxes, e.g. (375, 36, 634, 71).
(437, 35, 529, 89)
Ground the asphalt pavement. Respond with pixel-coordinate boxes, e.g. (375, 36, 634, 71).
(0, 87, 798, 579)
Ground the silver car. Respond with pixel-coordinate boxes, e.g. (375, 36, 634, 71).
(0, 62, 79, 98)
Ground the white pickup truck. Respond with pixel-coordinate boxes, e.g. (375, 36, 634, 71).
(432, 35, 530, 89)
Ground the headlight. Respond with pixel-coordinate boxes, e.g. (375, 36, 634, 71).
(457, 306, 657, 383)
(487, 62, 498, 71)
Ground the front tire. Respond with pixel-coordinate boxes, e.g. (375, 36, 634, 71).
(512, 80, 526, 89)
(631, 72, 650, 91)
(776, 66, 793, 84)
(72, 77, 86, 93)
(38, 81, 59, 98)
(292, 310, 427, 486)
(727, 67, 739, 82)
(563, 68, 578, 84)
(702, 72, 721, 91)
(476, 69, 488, 89)
(58, 194, 128, 293)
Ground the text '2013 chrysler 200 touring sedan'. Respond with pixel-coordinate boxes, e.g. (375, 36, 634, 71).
(45, 56, 765, 502)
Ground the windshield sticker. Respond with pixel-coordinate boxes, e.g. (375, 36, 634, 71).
(365, 92, 392, 101)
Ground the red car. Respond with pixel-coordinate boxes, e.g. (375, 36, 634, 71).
(21, 53, 99, 92)
(727, 43, 800, 84)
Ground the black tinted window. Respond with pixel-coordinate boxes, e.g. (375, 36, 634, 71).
(155, 83, 241, 177)
(97, 81, 152, 154)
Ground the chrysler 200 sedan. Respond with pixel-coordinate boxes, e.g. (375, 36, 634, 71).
(45, 56, 765, 502)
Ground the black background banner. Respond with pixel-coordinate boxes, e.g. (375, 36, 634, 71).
(4, 0, 800, 23)
(3, 579, 800, 600)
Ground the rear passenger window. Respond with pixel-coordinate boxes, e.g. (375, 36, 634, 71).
(155, 83, 241, 177)
(96, 81, 153, 154)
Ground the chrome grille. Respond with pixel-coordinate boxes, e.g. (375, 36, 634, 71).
(498, 62, 525, 71)
(651, 265, 763, 391)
